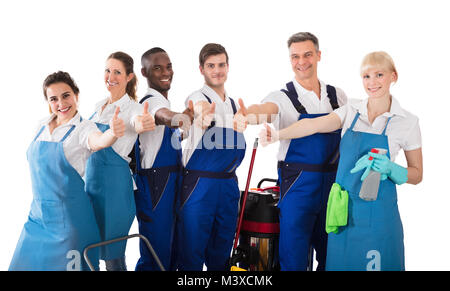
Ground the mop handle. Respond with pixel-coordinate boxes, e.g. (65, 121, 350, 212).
(233, 137, 258, 250)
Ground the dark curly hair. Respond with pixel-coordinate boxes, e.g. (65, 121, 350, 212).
(43, 71, 80, 100)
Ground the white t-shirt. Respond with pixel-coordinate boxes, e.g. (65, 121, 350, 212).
(262, 79, 348, 161)
(33, 112, 99, 177)
(182, 84, 240, 166)
(138, 88, 171, 169)
(89, 93, 141, 163)
(333, 97, 422, 161)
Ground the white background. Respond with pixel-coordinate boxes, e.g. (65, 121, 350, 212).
(0, 0, 448, 271)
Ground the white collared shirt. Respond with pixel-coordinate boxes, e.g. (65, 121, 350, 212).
(182, 84, 240, 166)
(262, 79, 348, 161)
(333, 96, 422, 161)
(33, 112, 99, 177)
(138, 88, 171, 169)
(89, 93, 141, 163)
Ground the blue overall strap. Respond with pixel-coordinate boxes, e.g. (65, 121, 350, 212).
(33, 126, 46, 142)
(281, 82, 308, 114)
(229, 97, 237, 115)
(326, 85, 339, 110)
(382, 116, 393, 136)
(88, 111, 97, 120)
(202, 93, 237, 115)
(140, 94, 154, 104)
(33, 118, 78, 142)
(349, 112, 361, 131)
(59, 116, 81, 142)
(60, 125, 76, 142)
(347, 111, 392, 135)
(202, 93, 212, 104)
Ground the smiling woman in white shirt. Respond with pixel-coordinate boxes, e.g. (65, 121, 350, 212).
(9, 71, 125, 271)
(260, 51, 423, 271)
(85, 51, 155, 271)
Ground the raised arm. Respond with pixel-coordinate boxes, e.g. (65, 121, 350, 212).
(154, 99, 194, 129)
(259, 112, 342, 146)
(88, 106, 124, 151)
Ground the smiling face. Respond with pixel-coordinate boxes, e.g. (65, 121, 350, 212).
(104, 58, 133, 98)
(199, 53, 229, 89)
(361, 67, 397, 100)
(289, 40, 321, 83)
(46, 82, 79, 123)
(141, 52, 173, 96)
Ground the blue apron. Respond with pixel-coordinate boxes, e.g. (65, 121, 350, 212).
(134, 95, 182, 271)
(85, 115, 136, 261)
(9, 119, 101, 271)
(326, 113, 404, 271)
(277, 82, 341, 270)
(177, 95, 246, 271)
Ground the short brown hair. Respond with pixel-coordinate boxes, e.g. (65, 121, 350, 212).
(199, 43, 229, 67)
(43, 71, 79, 100)
(287, 32, 319, 51)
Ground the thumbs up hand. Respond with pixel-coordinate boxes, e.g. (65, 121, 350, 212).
(193, 101, 215, 130)
(135, 101, 156, 133)
(187, 100, 194, 119)
(233, 98, 248, 132)
(109, 106, 125, 138)
(259, 123, 279, 147)
(178, 100, 194, 138)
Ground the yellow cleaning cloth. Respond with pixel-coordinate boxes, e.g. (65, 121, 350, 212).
(326, 183, 349, 234)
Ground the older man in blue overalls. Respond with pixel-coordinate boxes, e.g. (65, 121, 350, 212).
(234, 32, 347, 270)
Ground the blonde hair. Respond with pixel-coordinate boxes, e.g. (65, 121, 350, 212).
(360, 51, 398, 81)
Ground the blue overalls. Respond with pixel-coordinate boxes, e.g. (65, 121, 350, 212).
(9, 119, 101, 271)
(326, 113, 404, 271)
(85, 114, 136, 262)
(177, 95, 246, 271)
(278, 82, 341, 270)
(134, 95, 182, 271)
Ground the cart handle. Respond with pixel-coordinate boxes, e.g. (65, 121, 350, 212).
(83, 233, 165, 271)
(257, 178, 278, 188)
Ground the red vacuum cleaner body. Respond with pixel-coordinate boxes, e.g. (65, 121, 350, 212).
(233, 178, 281, 271)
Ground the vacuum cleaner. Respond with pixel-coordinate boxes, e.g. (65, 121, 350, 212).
(230, 138, 280, 271)
(230, 137, 314, 271)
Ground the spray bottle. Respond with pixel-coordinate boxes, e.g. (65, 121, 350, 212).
(359, 148, 388, 201)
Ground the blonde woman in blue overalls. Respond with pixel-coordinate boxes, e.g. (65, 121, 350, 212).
(259, 51, 423, 270)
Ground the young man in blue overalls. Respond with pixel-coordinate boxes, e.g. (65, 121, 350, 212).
(177, 43, 246, 271)
(133, 47, 193, 271)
